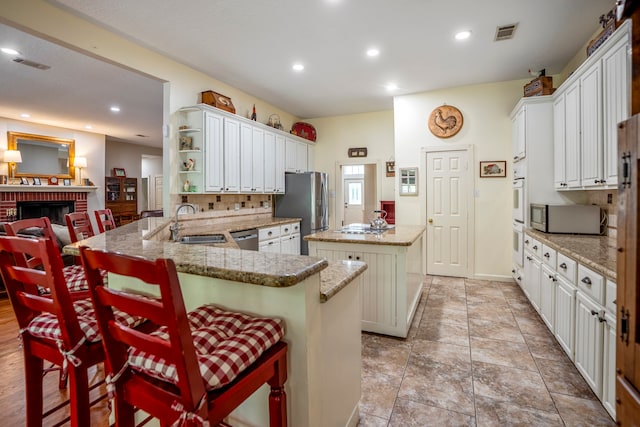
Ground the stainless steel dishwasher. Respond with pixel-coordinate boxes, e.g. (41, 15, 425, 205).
(230, 229, 259, 251)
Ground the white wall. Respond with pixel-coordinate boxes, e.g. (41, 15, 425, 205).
(394, 80, 529, 280)
(307, 110, 395, 228)
(0, 116, 106, 213)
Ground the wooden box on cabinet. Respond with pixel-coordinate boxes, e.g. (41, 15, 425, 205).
(105, 176, 138, 225)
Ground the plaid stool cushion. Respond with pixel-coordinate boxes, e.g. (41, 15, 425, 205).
(26, 298, 146, 343)
(36, 265, 107, 295)
(128, 305, 285, 391)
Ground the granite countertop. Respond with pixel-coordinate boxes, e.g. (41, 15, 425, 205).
(305, 225, 426, 246)
(63, 216, 366, 302)
(525, 229, 617, 280)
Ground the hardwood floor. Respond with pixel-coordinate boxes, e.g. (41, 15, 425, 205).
(0, 297, 110, 426)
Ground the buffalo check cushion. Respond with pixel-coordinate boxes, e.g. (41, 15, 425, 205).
(26, 298, 146, 343)
(128, 305, 285, 391)
(36, 265, 107, 295)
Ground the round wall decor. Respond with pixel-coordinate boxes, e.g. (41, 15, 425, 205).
(428, 105, 463, 138)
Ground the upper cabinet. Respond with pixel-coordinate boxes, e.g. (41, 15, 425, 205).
(512, 107, 526, 162)
(552, 20, 630, 191)
(176, 104, 313, 194)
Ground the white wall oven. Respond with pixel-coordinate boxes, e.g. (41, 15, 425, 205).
(513, 220, 524, 267)
(513, 178, 525, 223)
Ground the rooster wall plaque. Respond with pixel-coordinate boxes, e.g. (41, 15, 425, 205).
(428, 105, 463, 138)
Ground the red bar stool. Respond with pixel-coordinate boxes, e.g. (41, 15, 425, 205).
(65, 212, 96, 243)
(0, 236, 147, 426)
(80, 246, 289, 427)
(94, 209, 116, 233)
(5, 217, 90, 293)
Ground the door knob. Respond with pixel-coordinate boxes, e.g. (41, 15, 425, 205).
(428, 218, 433, 224)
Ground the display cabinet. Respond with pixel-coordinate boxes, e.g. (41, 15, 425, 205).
(105, 176, 138, 225)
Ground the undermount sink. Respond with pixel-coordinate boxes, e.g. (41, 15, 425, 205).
(177, 234, 227, 244)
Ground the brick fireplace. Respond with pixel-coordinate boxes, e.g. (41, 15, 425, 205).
(0, 191, 88, 224)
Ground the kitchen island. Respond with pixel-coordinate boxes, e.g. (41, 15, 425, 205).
(64, 216, 367, 427)
(305, 225, 426, 338)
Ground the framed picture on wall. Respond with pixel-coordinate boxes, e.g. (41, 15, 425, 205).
(479, 161, 507, 178)
(113, 168, 126, 177)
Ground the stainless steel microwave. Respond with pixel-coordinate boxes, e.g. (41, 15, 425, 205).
(530, 204, 602, 234)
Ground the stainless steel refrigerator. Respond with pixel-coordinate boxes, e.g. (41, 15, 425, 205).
(275, 172, 328, 255)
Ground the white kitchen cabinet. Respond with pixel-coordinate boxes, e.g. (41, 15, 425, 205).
(580, 60, 603, 187)
(564, 82, 582, 188)
(285, 137, 308, 173)
(555, 275, 577, 360)
(279, 222, 301, 255)
(223, 117, 241, 192)
(602, 33, 631, 187)
(553, 94, 567, 189)
(263, 130, 276, 193)
(240, 124, 265, 193)
(602, 311, 616, 419)
(274, 134, 286, 193)
(575, 290, 604, 396)
(259, 225, 281, 253)
(540, 264, 557, 331)
(524, 251, 541, 312)
(512, 106, 526, 162)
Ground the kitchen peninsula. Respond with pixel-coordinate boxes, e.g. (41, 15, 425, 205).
(306, 225, 426, 338)
(64, 216, 367, 427)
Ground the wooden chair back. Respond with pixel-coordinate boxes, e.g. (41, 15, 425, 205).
(94, 209, 116, 233)
(65, 212, 95, 243)
(79, 247, 207, 422)
(5, 217, 58, 269)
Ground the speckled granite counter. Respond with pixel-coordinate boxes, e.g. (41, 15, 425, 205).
(526, 229, 616, 279)
(304, 225, 426, 246)
(64, 217, 326, 288)
(320, 260, 367, 302)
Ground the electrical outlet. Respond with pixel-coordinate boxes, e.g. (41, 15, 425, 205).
(208, 202, 214, 210)
(234, 203, 240, 210)
(607, 193, 613, 204)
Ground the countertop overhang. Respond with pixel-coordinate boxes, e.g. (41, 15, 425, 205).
(305, 224, 426, 246)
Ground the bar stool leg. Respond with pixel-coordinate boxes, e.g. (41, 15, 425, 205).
(24, 350, 44, 427)
(267, 352, 287, 427)
(68, 364, 90, 427)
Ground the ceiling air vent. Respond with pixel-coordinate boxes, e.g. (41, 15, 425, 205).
(12, 57, 51, 70)
(494, 23, 518, 41)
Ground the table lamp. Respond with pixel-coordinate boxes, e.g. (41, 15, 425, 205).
(73, 156, 87, 185)
(4, 150, 22, 184)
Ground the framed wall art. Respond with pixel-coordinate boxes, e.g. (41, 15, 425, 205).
(113, 168, 126, 177)
(386, 161, 395, 177)
(63, 178, 71, 186)
(479, 161, 506, 178)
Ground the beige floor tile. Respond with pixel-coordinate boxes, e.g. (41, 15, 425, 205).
(389, 398, 475, 427)
(362, 334, 412, 378)
(536, 357, 597, 399)
(360, 371, 403, 420)
(410, 339, 471, 369)
(398, 354, 474, 415)
(469, 318, 525, 343)
(473, 361, 556, 413)
(523, 333, 570, 362)
(470, 336, 538, 371)
(551, 393, 616, 427)
(414, 319, 470, 347)
(431, 276, 466, 286)
(356, 413, 389, 427)
(475, 395, 563, 427)
(515, 314, 552, 337)
(467, 304, 515, 325)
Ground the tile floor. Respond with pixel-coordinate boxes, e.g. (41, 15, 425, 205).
(358, 276, 616, 426)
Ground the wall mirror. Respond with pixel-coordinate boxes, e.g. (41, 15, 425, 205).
(399, 167, 418, 195)
(7, 131, 75, 179)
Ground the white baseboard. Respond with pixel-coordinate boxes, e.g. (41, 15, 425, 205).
(470, 273, 514, 283)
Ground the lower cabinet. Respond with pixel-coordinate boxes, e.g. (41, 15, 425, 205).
(555, 276, 577, 360)
(602, 312, 617, 419)
(524, 251, 541, 311)
(575, 291, 604, 396)
(258, 223, 300, 255)
(540, 265, 557, 331)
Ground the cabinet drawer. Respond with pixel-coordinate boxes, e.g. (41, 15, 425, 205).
(280, 223, 296, 236)
(524, 235, 542, 258)
(541, 244, 557, 269)
(259, 225, 281, 241)
(605, 279, 616, 314)
(556, 253, 577, 284)
(577, 264, 604, 305)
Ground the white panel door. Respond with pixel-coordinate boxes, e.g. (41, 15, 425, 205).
(343, 178, 364, 225)
(602, 313, 616, 418)
(540, 265, 556, 331)
(204, 112, 224, 192)
(564, 82, 581, 188)
(252, 127, 265, 192)
(580, 61, 603, 187)
(575, 291, 604, 395)
(240, 123, 253, 192)
(223, 117, 240, 192)
(553, 94, 566, 189)
(274, 135, 286, 193)
(426, 150, 468, 277)
(555, 276, 576, 360)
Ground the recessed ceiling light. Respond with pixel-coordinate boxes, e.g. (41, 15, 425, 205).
(385, 83, 398, 91)
(85, 125, 93, 130)
(110, 106, 121, 112)
(455, 30, 472, 40)
(292, 63, 304, 72)
(1, 47, 20, 55)
(20, 113, 30, 118)
(366, 48, 380, 57)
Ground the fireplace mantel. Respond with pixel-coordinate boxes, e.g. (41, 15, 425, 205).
(0, 185, 97, 193)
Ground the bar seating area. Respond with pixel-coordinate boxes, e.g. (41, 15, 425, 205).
(0, 213, 290, 426)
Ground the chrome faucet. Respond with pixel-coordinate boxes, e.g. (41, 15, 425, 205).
(170, 203, 197, 241)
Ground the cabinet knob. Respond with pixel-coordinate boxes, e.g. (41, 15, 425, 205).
(544, 252, 550, 258)
(356, 256, 361, 260)
(590, 309, 598, 316)
(532, 245, 538, 250)
(559, 262, 567, 269)
(581, 277, 592, 286)
(348, 255, 352, 259)
(511, 269, 516, 274)
(428, 218, 433, 224)
(524, 240, 530, 244)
